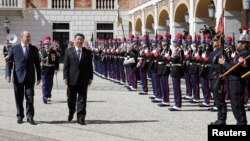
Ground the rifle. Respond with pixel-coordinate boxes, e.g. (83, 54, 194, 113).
(241, 71, 250, 79)
(222, 54, 250, 77)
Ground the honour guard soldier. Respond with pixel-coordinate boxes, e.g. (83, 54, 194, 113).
(137, 34, 149, 95)
(40, 36, 59, 104)
(169, 33, 184, 111)
(150, 36, 162, 102)
(124, 35, 139, 91)
(157, 33, 172, 106)
(189, 34, 202, 103)
(3, 40, 12, 78)
(183, 35, 193, 100)
(199, 34, 212, 107)
(118, 37, 127, 85)
(211, 36, 249, 125)
(208, 35, 224, 112)
(124, 34, 134, 88)
(240, 25, 250, 106)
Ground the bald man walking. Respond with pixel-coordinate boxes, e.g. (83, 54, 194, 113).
(6, 31, 41, 125)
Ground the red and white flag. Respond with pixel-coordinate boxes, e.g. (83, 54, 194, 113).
(216, 11, 224, 34)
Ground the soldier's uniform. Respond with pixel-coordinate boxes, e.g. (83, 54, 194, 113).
(157, 33, 172, 106)
(118, 38, 127, 85)
(208, 35, 224, 112)
(40, 36, 59, 104)
(3, 40, 12, 78)
(189, 35, 202, 103)
(211, 36, 249, 125)
(183, 35, 193, 100)
(123, 35, 134, 88)
(124, 35, 139, 91)
(199, 34, 212, 107)
(149, 37, 162, 102)
(137, 35, 149, 94)
(169, 33, 184, 111)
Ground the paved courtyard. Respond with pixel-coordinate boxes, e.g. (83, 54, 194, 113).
(0, 54, 249, 141)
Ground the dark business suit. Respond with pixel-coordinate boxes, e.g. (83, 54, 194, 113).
(6, 43, 41, 119)
(63, 47, 93, 120)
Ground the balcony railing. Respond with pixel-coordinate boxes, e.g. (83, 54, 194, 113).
(0, 0, 24, 9)
(96, 0, 115, 9)
(52, 0, 72, 9)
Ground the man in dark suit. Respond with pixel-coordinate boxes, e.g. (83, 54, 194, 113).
(63, 33, 93, 125)
(6, 31, 41, 125)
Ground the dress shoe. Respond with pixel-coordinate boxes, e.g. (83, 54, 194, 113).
(158, 101, 170, 107)
(168, 106, 181, 111)
(209, 106, 218, 112)
(182, 96, 192, 100)
(68, 114, 74, 121)
(210, 120, 226, 125)
(199, 102, 210, 107)
(151, 98, 162, 103)
(77, 117, 85, 125)
(43, 98, 47, 104)
(139, 91, 148, 95)
(189, 99, 200, 103)
(17, 118, 23, 124)
(27, 118, 36, 125)
(149, 96, 156, 99)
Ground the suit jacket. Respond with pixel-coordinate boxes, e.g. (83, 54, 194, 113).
(63, 47, 93, 86)
(6, 43, 41, 84)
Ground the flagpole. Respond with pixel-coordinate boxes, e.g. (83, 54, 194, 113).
(116, 3, 125, 38)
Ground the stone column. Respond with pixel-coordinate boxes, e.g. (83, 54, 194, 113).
(153, 4, 158, 34)
(189, 0, 195, 37)
(141, 8, 146, 34)
(131, 13, 136, 35)
(169, 0, 174, 36)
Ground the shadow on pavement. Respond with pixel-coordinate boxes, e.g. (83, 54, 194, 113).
(86, 120, 158, 125)
(87, 100, 107, 103)
(37, 120, 158, 125)
(49, 100, 67, 104)
(47, 100, 106, 104)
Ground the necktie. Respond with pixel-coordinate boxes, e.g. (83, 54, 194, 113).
(24, 46, 28, 59)
(77, 50, 81, 60)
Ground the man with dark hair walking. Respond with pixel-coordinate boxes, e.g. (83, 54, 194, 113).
(63, 33, 93, 125)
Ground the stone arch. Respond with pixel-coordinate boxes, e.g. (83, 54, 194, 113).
(145, 13, 154, 30)
(195, 0, 217, 17)
(224, 0, 242, 10)
(135, 17, 142, 34)
(158, 9, 169, 27)
(174, 3, 189, 22)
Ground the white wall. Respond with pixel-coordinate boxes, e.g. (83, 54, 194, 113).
(224, 10, 242, 40)
(0, 9, 129, 46)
